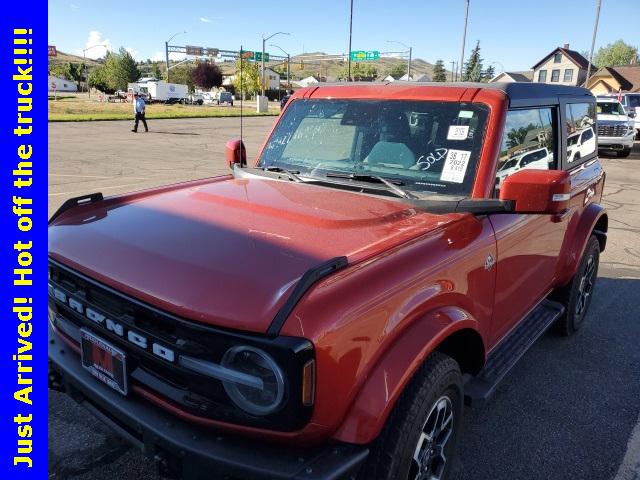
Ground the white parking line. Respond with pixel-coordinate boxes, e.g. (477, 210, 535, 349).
(614, 413, 640, 480)
(48, 182, 146, 197)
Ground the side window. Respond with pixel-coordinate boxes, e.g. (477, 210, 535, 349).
(565, 103, 596, 163)
(495, 108, 556, 192)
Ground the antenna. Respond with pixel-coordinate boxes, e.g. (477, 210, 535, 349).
(239, 44, 244, 166)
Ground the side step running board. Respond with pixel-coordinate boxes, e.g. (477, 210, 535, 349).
(464, 299, 565, 407)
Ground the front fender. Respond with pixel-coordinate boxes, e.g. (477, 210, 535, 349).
(557, 203, 607, 286)
(331, 308, 482, 444)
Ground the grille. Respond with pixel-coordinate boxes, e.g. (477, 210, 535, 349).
(597, 124, 628, 137)
(48, 259, 313, 431)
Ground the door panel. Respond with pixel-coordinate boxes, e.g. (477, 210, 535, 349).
(488, 213, 568, 344)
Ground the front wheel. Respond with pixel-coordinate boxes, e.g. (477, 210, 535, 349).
(360, 352, 463, 480)
(617, 147, 631, 158)
(553, 235, 600, 335)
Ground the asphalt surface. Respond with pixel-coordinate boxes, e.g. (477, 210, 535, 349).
(48, 118, 640, 480)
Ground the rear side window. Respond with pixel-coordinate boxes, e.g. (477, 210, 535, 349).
(566, 103, 596, 163)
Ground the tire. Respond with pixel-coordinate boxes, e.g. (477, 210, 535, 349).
(617, 147, 631, 158)
(553, 235, 600, 336)
(360, 352, 463, 480)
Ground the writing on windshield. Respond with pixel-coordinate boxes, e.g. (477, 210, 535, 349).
(259, 99, 489, 196)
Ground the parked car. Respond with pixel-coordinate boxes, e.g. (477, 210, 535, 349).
(280, 91, 293, 110)
(216, 91, 233, 106)
(601, 93, 640, 137)
(596, 97, 636, 158)
(187, 93, 204, 105)
(567, 126, 597, 162)
(495, 146, 552, 187)
(49, 83, 607, 480)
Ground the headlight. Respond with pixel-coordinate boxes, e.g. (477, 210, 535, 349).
(221, 345, 285, 415)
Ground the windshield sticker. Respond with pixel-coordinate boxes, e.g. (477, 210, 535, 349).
(447, 125, 469, 140)
(416, 148, 448, 170)
(440, 149, 471, 183)
(458, 110, 474, 118)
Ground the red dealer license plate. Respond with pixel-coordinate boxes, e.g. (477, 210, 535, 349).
(80, 329, 128, 395)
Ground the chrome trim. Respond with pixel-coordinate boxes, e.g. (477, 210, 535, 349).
(178, 355, 264, 390)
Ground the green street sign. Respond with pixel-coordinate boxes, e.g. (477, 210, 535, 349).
(254, 51, 270, 62)
(350, 50, 379, 61)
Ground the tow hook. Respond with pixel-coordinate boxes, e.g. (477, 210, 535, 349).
(48, 363, 65, 392)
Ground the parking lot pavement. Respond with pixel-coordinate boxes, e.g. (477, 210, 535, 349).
(48, 123, 640, 480)
(48, 116, 277, 217)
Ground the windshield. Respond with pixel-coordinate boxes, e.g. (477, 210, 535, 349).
(258, 99, 489, 196)
(597, 102, 625, 115)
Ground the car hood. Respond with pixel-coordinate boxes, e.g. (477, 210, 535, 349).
(49, 177, 458, 333)
(597, 113, 632, 124)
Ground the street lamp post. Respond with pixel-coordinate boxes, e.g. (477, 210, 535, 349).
(165, 31, 186, 82)
(83, 44, 108, 99)
(262, 32, 290, 96)
(586, 0, 602, 85)
(270, 44, 291, 89)
(387, 40, 413, 80)
(459, 0, 470, 81)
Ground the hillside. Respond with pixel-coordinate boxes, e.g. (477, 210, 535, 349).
(49, 50, 102, 67)
(282, 52, 451, 81)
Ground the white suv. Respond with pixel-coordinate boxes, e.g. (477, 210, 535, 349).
(596, 98, 636, 158)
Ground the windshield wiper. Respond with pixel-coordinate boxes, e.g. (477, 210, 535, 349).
(263, 166, 303, 183)
(325, 173, 418, 199)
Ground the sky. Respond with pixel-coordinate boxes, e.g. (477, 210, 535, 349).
(48, 0, 640, 72)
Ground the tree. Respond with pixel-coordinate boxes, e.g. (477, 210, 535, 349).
(463, 40, 483, 82)
(191, 61, 223, 90)
(169, 64, 195, 92)
(483, 65, 495, 82)
(594, 40, 638, 67)
(338, 63, 377, 81)
(152, 62, 162, 80)
(506, 123, 536, 149)
(233, 58, 260, 99)
(49, 62, 83, 84)
(104, 48, 140, 91)
(385, 62, 407, 78)
(88, 65, 111, 93)
(432, 60, 447, 82)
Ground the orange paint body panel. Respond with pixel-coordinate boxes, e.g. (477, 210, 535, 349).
(48, 83, 607, 449)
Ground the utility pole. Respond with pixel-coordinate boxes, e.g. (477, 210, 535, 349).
(586, 0, 602, 85)
(271, 44, 291, 89)
(165, 31, 186, 82)
(261, 32, 289, 96)
(347, 0, 354, 82)
(407, 46, 412, 80)
(450, 61, 456, 81)
(83, 44, 107, 99)
(459, 0, 470, 81)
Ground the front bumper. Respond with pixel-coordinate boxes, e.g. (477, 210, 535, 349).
(49, 327, 368, 480)
(598, 133, 635, 150)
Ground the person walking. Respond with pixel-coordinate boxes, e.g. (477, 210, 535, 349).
(131, 92, 148, 133)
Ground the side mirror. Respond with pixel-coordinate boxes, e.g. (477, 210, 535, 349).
(499, 169, 570, 214)
(225, 139, 246, 169)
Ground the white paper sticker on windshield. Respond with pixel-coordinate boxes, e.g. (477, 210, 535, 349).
(440, 149, 471, 183)
(447, 125, 469, 140)
(458, 110, 474, 118)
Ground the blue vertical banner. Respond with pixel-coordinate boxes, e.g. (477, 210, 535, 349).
(0, 3, 47, 479)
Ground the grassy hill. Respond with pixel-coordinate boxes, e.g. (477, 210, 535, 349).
(49, 50, 102, 67)
(278, 52, 451, 81)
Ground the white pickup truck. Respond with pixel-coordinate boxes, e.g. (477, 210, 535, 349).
(596, 97, 636, 158)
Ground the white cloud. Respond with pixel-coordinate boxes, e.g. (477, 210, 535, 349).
(199, 17, 211, 23)
(69, 3, 79, 11)
(151, 51, 165, 62)
(84, 31, 112, 59)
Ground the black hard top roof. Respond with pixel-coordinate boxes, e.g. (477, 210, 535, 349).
(311, 81, 594, 107)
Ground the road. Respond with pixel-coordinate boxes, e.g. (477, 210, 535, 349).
(48, 118, 640, 479)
